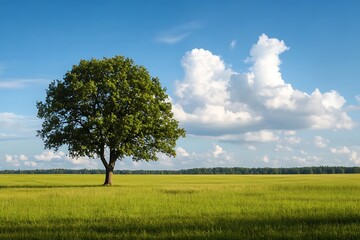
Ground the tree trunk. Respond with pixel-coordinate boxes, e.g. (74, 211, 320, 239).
(103, 167, 114, 186)
(101, 147, 118, 186)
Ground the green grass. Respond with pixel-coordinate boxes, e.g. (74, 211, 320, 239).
(0, 174, 360, 239)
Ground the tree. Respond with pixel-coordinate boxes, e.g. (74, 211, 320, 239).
(37, 56, 185, 185)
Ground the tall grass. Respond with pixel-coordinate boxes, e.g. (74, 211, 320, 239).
(0, 175, 360, 239)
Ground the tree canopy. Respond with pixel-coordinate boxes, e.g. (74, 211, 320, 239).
(37, 56, 185, 185)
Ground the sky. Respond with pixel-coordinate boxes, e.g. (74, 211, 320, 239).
(1, 0, 360, 170)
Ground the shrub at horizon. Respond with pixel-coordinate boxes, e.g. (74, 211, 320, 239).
(36, 56, 185, 185)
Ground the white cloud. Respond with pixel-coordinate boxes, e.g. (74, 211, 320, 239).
(64, 155, 98, 168)
(212, 144, 224, 157)
(275, 144, 293, 152)
(248, 145, 256, 151)
(284, 136, 301, 144)
(245, 130, 279, 143)
(230, 40, 237, 49)
(172, 34, 354, 139)
(213, 144, 232, 161)
(283, 131, 296, 136)
(5, 155, 19, 166)
(176, 147, 190, 157)
(175, 48, 232, 107)
(356, 95, 360, 103)
(18, 154, 28, 161)
(4, 154, 29, 167)
(289, 154, 324, 166)
(330, 146, 351, 154)
(292, 156, 307, 164)
(0, 79, 48, 89)
(157, 33, 189, 44)
(156, 21, 200, 44)
(115, 144, 235, 170)
(350, 151, 360, 164)
(0, 112, 40, 141)
(34, 151, 65, 161)
(33, 150, 99, 169)
(24, 161, 37, 167)
(5, 156, 12, 162)
(249, 34, 289, 89)
(262, 155, 270, 163)
(5, 154, 28, 162)
(300, 150, 308, 155)
(0, 112, 31, 129)
(330, 146, 360, 165)
(313, 136, 329, 148)
(0, 133, 17, 139)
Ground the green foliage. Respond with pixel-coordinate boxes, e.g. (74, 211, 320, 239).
(37, 56, 185, 176)
(1, 175, 360, 239)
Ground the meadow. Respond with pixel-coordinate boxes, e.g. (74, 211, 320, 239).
(0, 174, 360, 239)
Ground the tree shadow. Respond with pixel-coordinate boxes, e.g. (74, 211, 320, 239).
(1, 214, 360, 240)
(0, 184, 123, 189)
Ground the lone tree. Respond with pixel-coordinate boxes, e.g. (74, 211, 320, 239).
(37, 56, 185, 185)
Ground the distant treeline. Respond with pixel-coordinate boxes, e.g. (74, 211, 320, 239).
(1, 166, 360, 174)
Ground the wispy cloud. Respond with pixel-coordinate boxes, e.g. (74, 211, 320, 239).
(158, 33, 190, 44)
(0, 112, 40, 141)
(156, 21, 201, 44)
(2, 151, 99, 169)
(0, 79, 49, 89)
(230, 39, 237, 49)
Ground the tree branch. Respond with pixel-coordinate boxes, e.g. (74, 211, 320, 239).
(100, 145, 109, 169)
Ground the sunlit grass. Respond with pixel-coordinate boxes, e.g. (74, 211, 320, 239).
(0, 174, 360, 239)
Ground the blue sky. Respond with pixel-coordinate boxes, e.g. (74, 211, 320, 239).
(1, 0, 360, 170)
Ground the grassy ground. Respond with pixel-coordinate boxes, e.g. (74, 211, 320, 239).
(0, 174, 360, 239)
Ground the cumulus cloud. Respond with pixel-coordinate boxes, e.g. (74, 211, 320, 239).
(210, 144, 232, 161)
(350, 152, 360, 164)
(244, 130, 279, 142)
(176, 147, 190, 157)
(173, 34, 354, 140)
(34, 151, 65, 161)
(4, 154, 32, 167)
(212, 144, 224, 157)
(175, 48, 232, 108)
(330, 146, 351, 154)
(313, 136, 329, 148)
(5, 154, 21, 167)
(330, 146, 360, 165)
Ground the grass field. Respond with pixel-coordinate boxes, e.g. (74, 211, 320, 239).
(0, 174, 360, 239)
